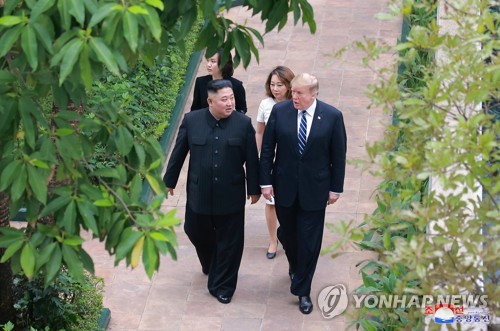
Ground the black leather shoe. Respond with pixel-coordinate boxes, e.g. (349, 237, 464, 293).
(299, 296, 313, 314)
(216, 294, 231, 304)
(266, 251, 276, 259)
(202, 267, 209, 275)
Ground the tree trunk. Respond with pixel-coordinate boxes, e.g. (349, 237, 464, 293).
(0, 192, 16, 325)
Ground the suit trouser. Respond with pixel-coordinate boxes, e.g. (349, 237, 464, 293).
(275, 200, 325, 296)
(184, 204, 245, 297)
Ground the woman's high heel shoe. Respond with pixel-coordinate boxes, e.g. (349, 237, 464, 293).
(266, 241, 278, 259)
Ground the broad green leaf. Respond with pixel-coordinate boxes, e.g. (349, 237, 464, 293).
(33, 22, 54, 54)
(147, 158, 161, 171)
(0, 25, 23, 57)
(128, 5, 148, 14)
(106, 219, 125, 251)
(130, 235, 144, 268)
(115, 126, 134, 155)
(123, 11, 139, 52)
(79, 44, 92, 89)
(88, 3, 116, 27)
(115, 228, 142, 261)
(143, 6, 162, 42)
(82, 0, 98, 14)
(77, 200, 99, 233)
(200, 0, 217, 16)
(30, 0, 56, 21)
(232, 29, 250, 68)
(63, 234, 85, 246)
(146, 0, 164, 10)
(68, 0, 86, 26)
(44, 244, 62, 287)
(129, 174, 143, 202)
(4, 0, 23, 15)
(61, 200, 77, 233)
(10, 164, 27, 202)
(300, 0, 316, 33)
(62, 244, 85, 282)
(134, 143, 146, 166)
(0, 228, 24, 247)
(51, 36, 79, 67)
(93, 199, 114, 207)
(0, 160, 22, 191)
(90, 168, 120, 178)
(102, 9, 122, 44)
(79, 248, 95, 274)
(0, 240, 24, 263)
(0, 70, 17, 83)
(142, 236, 158, 278)
(21, 25, 38, 70)
(19, 97, 37, 148)
(59, 39, 83, 85)
(149, 231, 169, 242)
(27, 165, 48, 204)
(145, 174, 162, 195)
(55, 128, 74, 136)
(178, 7, 197, 40)
(36, 242, 57, 272)
(157, 210, 180, 227)
(0, 16, 26, 27)
(39, 195, 72, 217)
(20, 243, 36, 280)
(57, 0, 71, 31)
(89, 37, 119, 75)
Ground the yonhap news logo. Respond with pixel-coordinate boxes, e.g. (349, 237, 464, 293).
(317, 284, 349, 319)
(317, 284, 490, 325)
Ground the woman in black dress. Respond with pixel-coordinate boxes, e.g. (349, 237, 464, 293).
(191, 50, 247, 114)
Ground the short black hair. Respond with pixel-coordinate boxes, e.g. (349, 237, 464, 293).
(207, 79, 233, 94)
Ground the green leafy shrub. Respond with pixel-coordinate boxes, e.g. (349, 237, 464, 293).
(13, 270, 104, 331)
(87, 24, 201, 142)
(326, 0, 499, 330)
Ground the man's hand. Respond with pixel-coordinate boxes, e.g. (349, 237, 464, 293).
(248, 194, 261, 204)
(327, 192, 340, 205)
(167, 188, 174, 196)
(261, 187, 274, 202)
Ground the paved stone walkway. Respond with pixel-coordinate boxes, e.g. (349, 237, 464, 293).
(84, 1, 401, 330)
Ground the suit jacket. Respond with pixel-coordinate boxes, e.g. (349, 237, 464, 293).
(164, 108, 260, 215)
(259, 99, 347, 211)
(190, 75, 247, 113)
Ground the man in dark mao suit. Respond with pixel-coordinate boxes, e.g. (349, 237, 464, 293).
(260, 73, 347, 314)
(164, 80, 261, 304)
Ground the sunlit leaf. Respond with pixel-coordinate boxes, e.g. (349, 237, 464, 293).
(0, 16, 26, 27)
(146, 0, 164, 11)
(130, 235, 144, 268)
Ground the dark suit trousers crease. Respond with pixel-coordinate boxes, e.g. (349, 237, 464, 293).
(276, 200, 325, 296)
(184, 204, 244, 297)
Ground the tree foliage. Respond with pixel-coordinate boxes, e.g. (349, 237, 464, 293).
(0, 0, 317, 295)
(325, 0, 498, 329)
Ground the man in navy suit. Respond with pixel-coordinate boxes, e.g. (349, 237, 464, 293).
(259, 73, 347, 314)
(164, 80, 260, 304)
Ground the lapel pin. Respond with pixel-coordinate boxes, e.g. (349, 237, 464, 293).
(318, 116, 321, 120)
